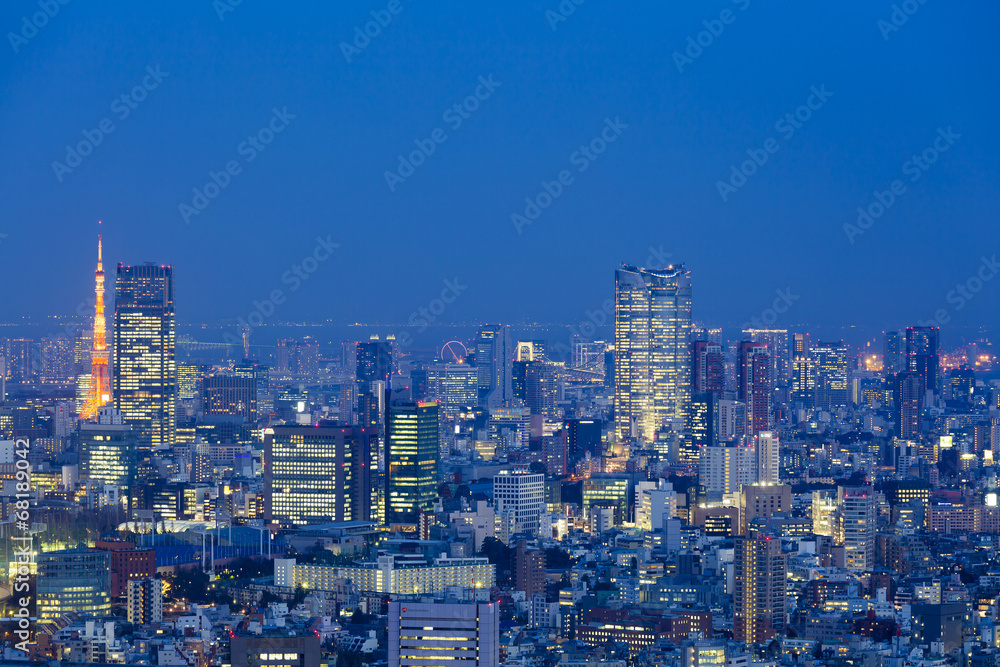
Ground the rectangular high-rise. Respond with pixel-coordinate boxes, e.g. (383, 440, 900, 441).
(734, 531, 786, 644)
(494, 469, 545, 536)
(114, 263, 177, 452)
(742, 329, 790, 386)
(811, 341, 849, 410)
(264, 424, 375, 526)
(906, 326, 940, 394)
(790, 333, 814, 406)
(475, 325, 514, 408)
(738, 342, 771, 438)
(614, 264, 692, 442)
(894, 372, 924, 439)
(386, 401, 440, 525)
(838, 486, 876, 571)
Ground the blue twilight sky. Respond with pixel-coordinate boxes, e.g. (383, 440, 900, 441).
(0, 1, 997, 347)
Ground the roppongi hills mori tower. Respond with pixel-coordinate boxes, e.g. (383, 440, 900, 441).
(614, 263, 692, 443)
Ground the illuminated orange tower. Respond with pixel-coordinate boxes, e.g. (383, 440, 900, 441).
(81, 224, 112, 419)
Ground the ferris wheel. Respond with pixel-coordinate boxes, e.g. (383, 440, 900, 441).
(440, 340, 468, 363)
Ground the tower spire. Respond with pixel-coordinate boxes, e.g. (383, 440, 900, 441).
(81, 222, 112, 420)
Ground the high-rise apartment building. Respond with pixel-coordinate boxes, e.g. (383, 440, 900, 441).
(614, 264, 692, 442)
(838, 486, 876, 572)
(127, 577, 163, 625)
(740, 483, 791, 535)
(756, 431, 780, 485)
(692, 341, 725, 394)
(738, 342, 771, 438)
(386, 401, 439, 525)
(699, 443, 756, 496)
(893, 372, 924, 439)
(734, 531, 786, 644)
(743, 329, 790, 386)
(388, 600, 499, 667)
(114, 263, 177, 451)
(264, 424, 375, 526)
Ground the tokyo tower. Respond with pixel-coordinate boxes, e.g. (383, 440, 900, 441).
(80, 224, 112, 419)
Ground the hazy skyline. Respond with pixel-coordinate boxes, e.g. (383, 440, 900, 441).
(2, 1, 998, 344)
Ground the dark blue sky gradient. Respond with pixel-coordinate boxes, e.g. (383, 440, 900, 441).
(1, 1, 997, 346)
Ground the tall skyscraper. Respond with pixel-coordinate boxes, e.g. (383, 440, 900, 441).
(691, 341, 725, 394)
(114, 263, 177, 452)
(790, 333, 814, 407)
(906, 326, 940, 395)
(475, 325, 514, 409)
(357, 337, 392, 429)
(82, 230, 112, 419)
(524, 362, 559, 418)
(386, 401, 440, 525)
(738, 342, 771, 438)
(264, 423, 375, 526)
(742, 329, 790, 386)
(883, 330, 903, 375)
(893, 371, 924, 439)
(734, 531, 786, 644)
(689, 391, 720, 450)
(811, 341, 849, 410)
(614, 264, 692, 442)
